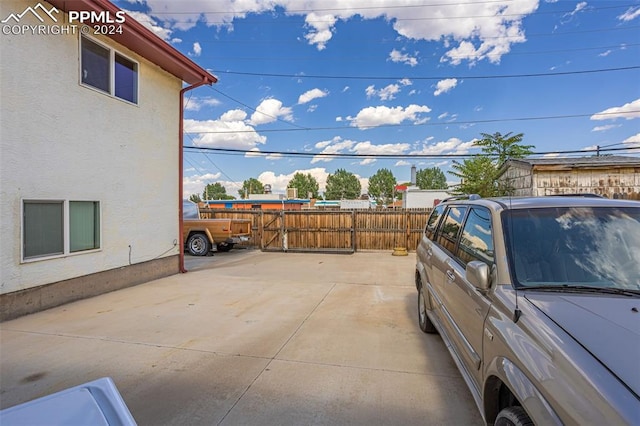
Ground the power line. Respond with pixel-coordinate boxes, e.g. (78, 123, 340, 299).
(210, 65, 640, 82)
(183, 110, 640, 135)
(135, 3, 633, 24)
(183, 145, 640, 159)
(206, 43, 639, 63)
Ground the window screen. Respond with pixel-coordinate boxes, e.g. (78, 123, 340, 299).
(115, 53, 138, 103)
(81, 37, 110, 93)
(24, 201, 64, 259)
(70, 201, 100, 252)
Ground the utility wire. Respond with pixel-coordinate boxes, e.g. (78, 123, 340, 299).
(183, 110, 640, 135)
(183, 145, 639, 159)
(139, 3, 633, 24)
(210, 65, 640, 82)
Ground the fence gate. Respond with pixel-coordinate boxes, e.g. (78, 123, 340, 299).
(260, 210, 355, 253)
(261, 211, 284, 251)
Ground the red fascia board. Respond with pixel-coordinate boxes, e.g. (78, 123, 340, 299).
(48, 0, 217, 85)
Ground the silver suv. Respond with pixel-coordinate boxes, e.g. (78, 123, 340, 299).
(415, 195, 640, 425)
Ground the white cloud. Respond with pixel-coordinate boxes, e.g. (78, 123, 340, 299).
(591, 99, 640, 121)
(598, 50, 612, 57)
(141, 0, 539, 65)
(124, 9, 172, 40)
(347, 104, 431, 129)
(311, 137, 356, 163)
(191, 42, 202, 57)
(618, 6, 640, 22)
(184, 116, 266, 150)
(258, 167, 330, 193)
(352, 141, 410, 156)
(395, 160, 411, 166)
(244, 148, 285, 160)
(249, 98, 294, 125)
(591, 124, 620, 132)
(388, 49, 418, 66)
(220, 109, 248, 122)
(184, 96, 221, 111)
(411, 137, 479, 155)
(183, 172, 226, 198)
(366, 79, 413, 101)
(298, 88, 328, 104)
(623, 133, 640, 146)
(358, 158, 377, 165)
(310, 137, 410, 164)
(434, 78, 459, 96)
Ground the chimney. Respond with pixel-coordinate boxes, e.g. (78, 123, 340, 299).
(410, 165, 417, 186)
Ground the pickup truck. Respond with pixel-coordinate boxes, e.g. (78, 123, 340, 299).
(182, 200, 252, 256)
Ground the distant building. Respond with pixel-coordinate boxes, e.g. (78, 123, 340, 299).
(401, 188, 451, 208)
(497, 156, 640, 199)
(203, 197, 310, 210)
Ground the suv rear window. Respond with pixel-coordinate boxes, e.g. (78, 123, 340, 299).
(425, 204, 445, 240)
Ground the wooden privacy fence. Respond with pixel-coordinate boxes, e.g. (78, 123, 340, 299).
(200, 208, 433, 253)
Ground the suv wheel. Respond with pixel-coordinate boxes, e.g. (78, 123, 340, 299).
(418, 286, 437, 334)
(495, 407, 533, 426)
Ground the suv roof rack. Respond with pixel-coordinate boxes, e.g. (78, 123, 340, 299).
(547, 193, 604, 198)
(441, 194, 482, 203)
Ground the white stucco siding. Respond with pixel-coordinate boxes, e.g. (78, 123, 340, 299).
(1, 0, 182, 294)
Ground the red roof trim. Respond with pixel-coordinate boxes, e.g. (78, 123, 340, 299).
(48, 0, 217, 85)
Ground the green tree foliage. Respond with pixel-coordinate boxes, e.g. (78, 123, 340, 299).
(238, 178, 264, 199)
(287, 172, 320, 199)
(203, 182, 235, 200)
(449, 156, 499, 197)
(416, 167, 448, 189)
(367, 168, 397, 207)
(189, 194, 202, 203)
(325, 168, 361, 200)
(475, 132, 534, 165)
(448, 132, 534, 197)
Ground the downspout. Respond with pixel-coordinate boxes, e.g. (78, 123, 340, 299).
(179, 78, 212, 273)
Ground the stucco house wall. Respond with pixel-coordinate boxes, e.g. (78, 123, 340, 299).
(0, 0, 191, 319)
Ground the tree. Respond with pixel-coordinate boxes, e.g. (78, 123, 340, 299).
(203, 182, 235, 200)
(287, 172, 320, 199)
(189, 194, 202, 203)
(325, 169, 361, 200)
(475, 132, 534, 165)
(238, 178, 264, 199)
(367, 168, 397, 207)
(448, 156, 499, 197)
(416, 167, 448, 189)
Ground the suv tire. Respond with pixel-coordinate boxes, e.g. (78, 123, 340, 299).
(495, 406, 533, 426)
(418, 286, 437, 334)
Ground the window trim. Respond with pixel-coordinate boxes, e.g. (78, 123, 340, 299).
(79, 35, 139, 106)
(21, 199, 102, 263)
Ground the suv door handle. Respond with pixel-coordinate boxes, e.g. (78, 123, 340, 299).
(446, 270, 455, 282)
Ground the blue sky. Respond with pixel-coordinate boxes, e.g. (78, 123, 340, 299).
(115, 0, 640, 198)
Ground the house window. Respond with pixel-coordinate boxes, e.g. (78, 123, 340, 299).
(81, 36, 138, 104)
(70, 201, 101, 252)
(23, 201, 64, 259)
(23, 200, 101, 261)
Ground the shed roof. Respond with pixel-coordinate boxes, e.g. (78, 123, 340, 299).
(498, 155, 639, 175)
(48, 0, 217, 86)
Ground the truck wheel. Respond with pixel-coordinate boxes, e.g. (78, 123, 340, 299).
(187, 234, 210, 256)
(216, 243, 233, 252)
